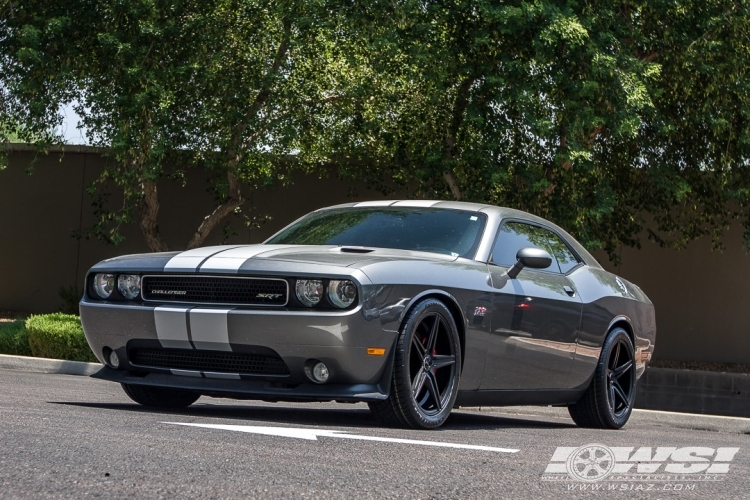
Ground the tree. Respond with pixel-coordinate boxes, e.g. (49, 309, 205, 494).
(311, 0, 750, 261)
(1, 0, 341, 250)
(3, 1, 749, 260)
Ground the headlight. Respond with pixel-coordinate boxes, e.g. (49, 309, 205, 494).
(93, 274, 115, 299)
(328, 280, 357, 308)
(295, 279, 323, 307)
(118, 274, 141, 300)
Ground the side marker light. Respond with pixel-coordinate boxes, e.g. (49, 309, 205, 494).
(367, 348, 386, 356)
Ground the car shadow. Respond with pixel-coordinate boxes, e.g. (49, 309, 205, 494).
(50, 400, 576, 431)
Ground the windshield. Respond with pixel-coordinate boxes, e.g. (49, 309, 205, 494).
(266, 207, 487, 258)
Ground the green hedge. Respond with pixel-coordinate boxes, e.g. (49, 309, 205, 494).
(0, 320, 32, 356)
(26, 313, 97, 362)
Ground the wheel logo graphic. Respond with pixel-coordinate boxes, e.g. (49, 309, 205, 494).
(566, 444, 616, 482)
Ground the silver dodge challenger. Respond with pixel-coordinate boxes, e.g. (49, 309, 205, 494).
(81, 200, 655, 429)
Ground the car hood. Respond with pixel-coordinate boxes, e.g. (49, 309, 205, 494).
(90, 244, 458, 275)
(255, 245, 458, 267)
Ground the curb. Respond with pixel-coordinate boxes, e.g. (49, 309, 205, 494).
(636, 367, 750, 418)
(0, 353, 101, 376)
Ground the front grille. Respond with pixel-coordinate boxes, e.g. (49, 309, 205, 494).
(141, 275, 288, 306)
(129, 348, 290, 376)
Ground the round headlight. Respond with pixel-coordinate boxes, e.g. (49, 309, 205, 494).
(118, 274, 141, 300)
(328, 280, 357, 308)
(93, 274, 115, 299)
(295, 279, 323, 307)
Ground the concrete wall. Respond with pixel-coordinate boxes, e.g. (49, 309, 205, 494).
(1, 148, 749, 364)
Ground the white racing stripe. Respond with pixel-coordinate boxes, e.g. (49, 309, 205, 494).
(353, 200, 396, 207)
(198, 245, 275, 273)
(164, 246, 239, 272)
(154, 307, 192, 349)
(189, 308, 232, 351)
(164, 422, 520, 453)
(170, 369, 202, 377)
(391, 200, 440, 207)
(203, 372, 241, 380)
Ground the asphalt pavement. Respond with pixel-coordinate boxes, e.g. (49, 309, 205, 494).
(1, 368, 749, 499)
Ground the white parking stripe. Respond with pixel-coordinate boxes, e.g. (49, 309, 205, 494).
(189, 309, 232, 351)
(154, 307, 192, 349)
(164, 422, 520, 453)
(633, 409, 750, 421)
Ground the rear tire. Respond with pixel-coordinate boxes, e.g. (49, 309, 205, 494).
(121, 383, 200, 409)
(369, 298, 461, 429)
(568, 327, 636, 429)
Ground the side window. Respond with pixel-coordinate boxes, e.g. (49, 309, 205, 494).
(553, 238, 580, 274)
(490, 221, 580, 274)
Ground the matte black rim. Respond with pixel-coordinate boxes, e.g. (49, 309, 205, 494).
(409, 312, 457, 417)
(607, 338, 634, 418)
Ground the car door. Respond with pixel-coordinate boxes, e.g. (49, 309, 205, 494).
(480, 220, 583, 390)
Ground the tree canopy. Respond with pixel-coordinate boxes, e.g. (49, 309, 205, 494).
(1, 0, 341, 249)
(310, 0, 750, 260)
(2, 0, 749, 260)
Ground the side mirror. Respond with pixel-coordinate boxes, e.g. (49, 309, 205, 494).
(506, 247, 552, 279)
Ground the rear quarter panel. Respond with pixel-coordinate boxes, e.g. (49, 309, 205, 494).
(567, 267, 656, 387)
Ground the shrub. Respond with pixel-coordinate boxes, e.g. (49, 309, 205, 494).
(0, 320, 32, 356)
(25, 313, 96, 362)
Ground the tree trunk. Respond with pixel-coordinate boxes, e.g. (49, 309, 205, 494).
(182, 24, 288, 250)
(443, 169, 463, 200)
(140, 179, 169, 252)
(186, 171, 245, 249)
(442, 76, 476, 200)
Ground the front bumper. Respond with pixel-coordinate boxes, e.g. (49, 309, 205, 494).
(91, 366, 392, 402)
(80, 296, 397, 401)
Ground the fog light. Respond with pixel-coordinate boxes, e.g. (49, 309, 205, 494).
(312, 362, 329, 383)
(109, 350, 120, 369)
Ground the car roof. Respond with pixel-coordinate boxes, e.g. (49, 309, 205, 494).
(319, 200, 602, 269)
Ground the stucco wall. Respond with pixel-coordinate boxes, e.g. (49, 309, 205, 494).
(1, 148, 748, 364)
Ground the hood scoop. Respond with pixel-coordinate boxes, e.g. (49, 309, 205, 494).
(339, 246, 375, 254)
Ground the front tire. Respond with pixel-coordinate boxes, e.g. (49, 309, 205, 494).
(369, 298, 461, 429)
(568, 327, 636, 429)
(121, 383, 200, 409)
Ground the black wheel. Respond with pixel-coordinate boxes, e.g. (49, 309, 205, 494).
(121, 383, 200, 409)
(568, 327, 636, 429)
(369, 298, 461, 429)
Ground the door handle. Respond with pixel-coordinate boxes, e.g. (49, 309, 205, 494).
(563, 285, 576, 297)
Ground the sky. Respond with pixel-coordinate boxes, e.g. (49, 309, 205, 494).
(58, 102, 89, 145)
